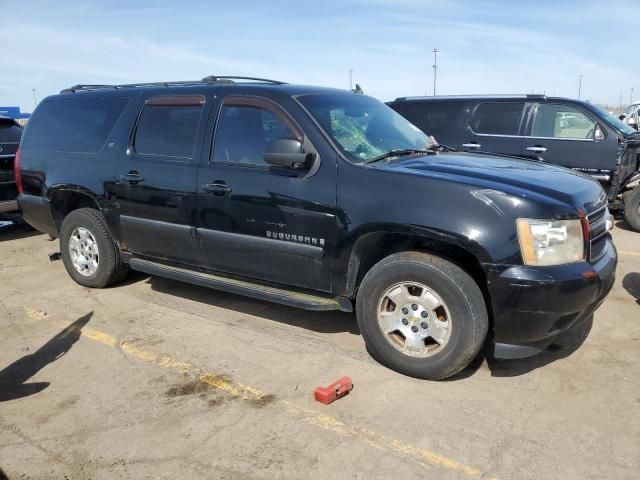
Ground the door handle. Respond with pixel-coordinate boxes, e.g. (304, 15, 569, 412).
(203, 182, 232, 195)
(462, 143, 481, 149)
(120, 171, 145, 184)
(526, 146, 548, 153)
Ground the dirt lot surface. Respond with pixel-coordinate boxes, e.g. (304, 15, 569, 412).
(1, 221, 639, 479)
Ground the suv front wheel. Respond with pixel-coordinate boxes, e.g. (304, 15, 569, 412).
(60, 208, 128, 288)
(623, 187, 640, 232)
(356, 251, 488, 380)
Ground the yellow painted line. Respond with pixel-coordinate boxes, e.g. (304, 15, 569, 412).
(618, 250, 640, 257)
(22, 306, 493, 478)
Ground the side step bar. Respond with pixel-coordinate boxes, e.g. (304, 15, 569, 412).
(129, 258, 352, 312)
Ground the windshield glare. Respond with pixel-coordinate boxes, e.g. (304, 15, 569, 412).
(297, 93, 432, 162)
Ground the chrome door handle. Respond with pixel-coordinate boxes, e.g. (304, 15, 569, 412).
(526, 146, 548, 153)
(203, 182, 232, 196)
(462, 143, 481, 149)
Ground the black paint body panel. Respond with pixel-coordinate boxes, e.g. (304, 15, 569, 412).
(17, 84, 617, 351)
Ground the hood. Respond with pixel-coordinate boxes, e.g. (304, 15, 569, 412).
(381, 152, 607, 213)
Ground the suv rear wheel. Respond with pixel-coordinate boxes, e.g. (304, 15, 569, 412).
(356, 251, 488, 380)
(623, 187, 640, 232)
(60, 208, 128, 288)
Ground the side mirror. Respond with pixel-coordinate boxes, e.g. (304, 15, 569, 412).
(264, 138, 313, 169)
(594, 125, 605, 142)
(619, 114, 627, 121)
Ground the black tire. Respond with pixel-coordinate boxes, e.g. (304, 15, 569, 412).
(59, 208, 128, 288)
(356, 251, 488, 380)
(624, 187, 640, 232)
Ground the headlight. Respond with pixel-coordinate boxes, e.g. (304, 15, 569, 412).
(516, 218, 584, 266)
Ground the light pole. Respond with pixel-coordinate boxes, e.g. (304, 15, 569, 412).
(631, 87, 635, 105)
(349, 69, 353, 90)
(432, 48, 439, 96)
(578, 74, 582, 100)
(32, 88, 37, 108)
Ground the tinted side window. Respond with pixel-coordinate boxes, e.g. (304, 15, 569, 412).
(134, 104, 203, 158)
(391, 102, 464, 137)
(470, 102, 524, 136)
(531, 104, 596, 139)
(22, 97, 129, 153)
(212, 105, 296, 165)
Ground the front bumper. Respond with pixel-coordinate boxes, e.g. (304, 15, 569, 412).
(486, 236, 617, 358)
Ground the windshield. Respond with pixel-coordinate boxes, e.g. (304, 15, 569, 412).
(592, 104, 637, 136)
(297, 93, 432, 163)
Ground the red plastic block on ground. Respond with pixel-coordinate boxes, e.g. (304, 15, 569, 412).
(314, 376, 353, 405)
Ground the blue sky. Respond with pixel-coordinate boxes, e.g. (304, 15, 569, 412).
(1, 0, 637, 112)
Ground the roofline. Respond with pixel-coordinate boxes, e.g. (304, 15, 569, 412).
(60, 76, 288, 94)
(391, 94, 548, 102)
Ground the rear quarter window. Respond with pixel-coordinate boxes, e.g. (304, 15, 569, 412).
(391, 102, 464, 137)
(22, 96, 129, 153)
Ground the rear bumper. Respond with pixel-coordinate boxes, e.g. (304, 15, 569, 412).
(17, 194, 58, 237)
(0, 200, 18, 213)
(486, 237, 617, 358)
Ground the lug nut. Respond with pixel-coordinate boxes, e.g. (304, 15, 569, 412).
(421, 311, 428, 318)
(402, 318, 408, 325)
(411, 304, 418, 311)
(402, 307, 408, 314)
(421, 322, 428, 329)
(411, 326, 419, 333)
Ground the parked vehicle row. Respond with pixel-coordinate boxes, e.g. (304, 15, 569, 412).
(0, 116, 22, 221)
(15, 76, 616, 379)
(388, 95, 640, 231)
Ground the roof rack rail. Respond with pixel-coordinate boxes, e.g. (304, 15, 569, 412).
(201, 75, 287, 84)
(61, 75, 287, 94)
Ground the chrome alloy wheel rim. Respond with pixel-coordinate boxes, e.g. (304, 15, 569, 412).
(376, 282, 452, 358)
(68, 227, 99, 276)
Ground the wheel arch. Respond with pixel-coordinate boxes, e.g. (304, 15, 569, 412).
(47, 186, 103, 232)
(344, 228, 494, 329)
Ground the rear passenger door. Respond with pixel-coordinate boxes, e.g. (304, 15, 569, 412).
(462, 102, 527, 156)
(114, 93, 211, 265)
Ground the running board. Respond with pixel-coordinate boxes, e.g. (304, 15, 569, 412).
(129, 258, 352, 312)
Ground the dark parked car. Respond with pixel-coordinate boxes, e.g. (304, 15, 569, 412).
(0, 116, 23, 220)
(17, 77, 616, 379)
(388, 95, 640, 231)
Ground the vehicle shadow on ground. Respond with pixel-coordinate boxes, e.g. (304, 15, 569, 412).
(0, 312, 92, 402)
(147, 276, 360, 334)
(615, 219, 636, 232)
(622, 272, 640, 305)
(0, 467, 8, 480)
(0, 222, 40, 242)
(485, 315, 593, 378)
(447, 316, 594, 380)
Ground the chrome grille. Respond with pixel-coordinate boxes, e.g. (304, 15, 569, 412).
(587, 206, 608, 262)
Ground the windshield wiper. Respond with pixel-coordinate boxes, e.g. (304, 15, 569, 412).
(428, 143, 457, 153)
(364, 148, 434, 164)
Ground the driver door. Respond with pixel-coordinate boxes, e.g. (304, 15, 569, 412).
(521, 102, 617, 177)
(195, 95, 337, 292)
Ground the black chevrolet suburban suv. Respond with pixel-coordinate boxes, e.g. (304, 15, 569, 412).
(17, 77, 617, 379)
(0, 116, 23, 220)
(388, 95, 640, 231)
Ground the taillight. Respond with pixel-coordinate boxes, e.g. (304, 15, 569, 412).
(14, 149, 22, 193)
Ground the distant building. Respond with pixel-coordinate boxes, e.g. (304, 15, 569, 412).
(0, 106, 31, 125)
